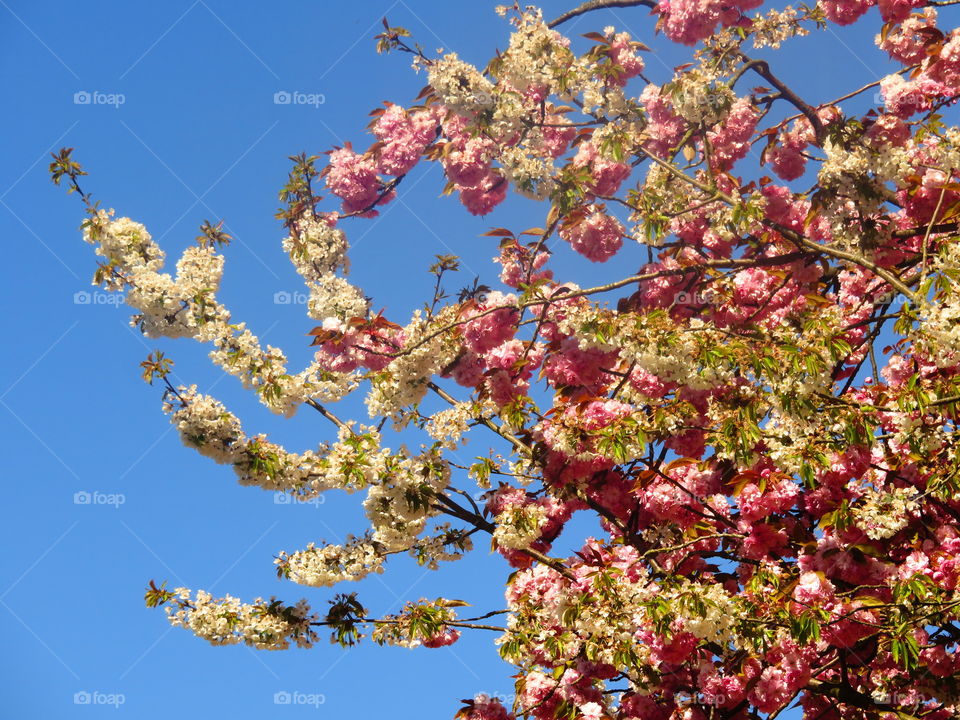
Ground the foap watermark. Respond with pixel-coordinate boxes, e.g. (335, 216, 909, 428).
(873, 90, 928, 114)
(74, 490, 126, 509)
(873, 691, 931, 713)
(675, 691, 727, 707)
(274, 290, 309, 305)
(274, 492, 325, 509)
(74, 90, 125, 108)
(74, 690, 126, 708)
(474, 691, 516, 706)
(273, 690, 326, 708)
(273, 91, 325, 108)
(672, 289, 720, 306)
(74, 290, 124, 307)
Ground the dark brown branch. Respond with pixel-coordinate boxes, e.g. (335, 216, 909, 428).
(736, 54, 825, 143)
(547, 0, 656, 28)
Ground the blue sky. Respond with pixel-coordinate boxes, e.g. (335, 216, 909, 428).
(0, 1, 906, 717)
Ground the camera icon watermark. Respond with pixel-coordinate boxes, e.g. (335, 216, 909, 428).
(472, 91, 494, 108)
(273, 91, 325, 108)
(74, 690, 125, 708)
(273, 492, 324, 508)
(273, 690, 326, 708)
(74, 290, 124, 307)
(74, 491, 126, 509)
(73, 90, 125, 108)
(273, 290, 308, 305)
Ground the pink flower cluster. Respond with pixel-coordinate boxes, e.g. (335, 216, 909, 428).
(707, 98, 758, 170)
(821, 0, 875, 26)
(441, 114, 507, 216)
(326, 147, 393, 216)
(606, 32, 645, 85)
(765, 119, 813, 182)
(745, 641, 814, 713)
(558, 206, 625, 263)
(640, 84, 686, 158)
(571, 142, 632, 196)
(494, 239, 552, 289)
(373, 104, 438, 176)
(878, 9, 940, 64)
(460, 695, 514, 720)
(422, 627, 460, 648)
(657, 0, 761, 46)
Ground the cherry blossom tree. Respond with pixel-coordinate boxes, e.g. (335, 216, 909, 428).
(50, 0, 960, 718)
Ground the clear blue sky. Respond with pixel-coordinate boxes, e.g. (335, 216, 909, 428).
(0, 1, 902, 717)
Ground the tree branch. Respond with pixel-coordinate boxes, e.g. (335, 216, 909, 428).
(547, 0, 656, 28)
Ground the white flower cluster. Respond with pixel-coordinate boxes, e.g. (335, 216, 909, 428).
(363, 452, 451, 550)
(669, 70, 733, 126)
(85, 213, 165, 289)
(282, 214, 369, 321)
(427, 53, 496, 117)
(425, 402, 475, 448)
(84, 211, 356, 416)
(86, 212, 231, 340)
(365, 309, 459, 420)
(666, 580, 739, 645)
(499, 145, 556, 201)
(492, 503, 547, 550)
(166, 389, 383, 497)
(852, 486, 919, 540)
(497, 8, 571, 95)
(818, 139, 913, 247)
(749, 6, 809, 49)
(917, 242, 960, 367)
(276, 537, 385, 587)
(165, 588, 318, 650)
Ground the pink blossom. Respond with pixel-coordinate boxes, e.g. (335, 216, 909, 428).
(878, 9, 939, 64)
(865, 114, 910, 147)
(880, 73, 934, 117)
(658, 0, 761, 46)
(326, 148, 391, 215)
(926, 31, 960, 90)
(494, 240, 552, 289)
(641, 84, 686, 157)
(607, 32, 645, 85)
(878, 0, 926, 22)
(559, 207, 624, 262)
(444, 137, 494, 188)
(707, 98, 758, 170)
(458, 172, 507, 216)
(543, 338, 615, 388)
(765, 122, 811, 181)
(542, 118, 577, 158)
(461, 291, 518, 354)
(462, 695, 514, 720)
(628, 367, 671, 398)
(738, 477, 799, 522)
(373, 104, 438, 176)
(793, 571, 836, 606)
(922, 644, 959, 677)
(571, 142, 631, 196)
(899, 550, 930, 580)
(821, 0, 875, 26)
(422, 627, 460, 647)
(578, 399, 633, 430)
